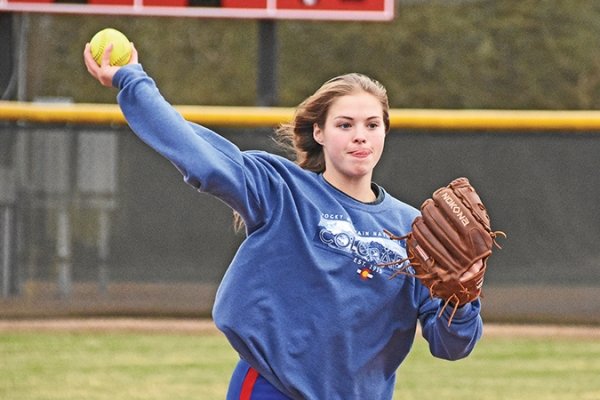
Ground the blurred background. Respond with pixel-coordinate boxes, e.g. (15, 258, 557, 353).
(0, 0, 598, 324)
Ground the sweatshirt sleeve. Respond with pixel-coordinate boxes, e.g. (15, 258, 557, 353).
(417, 283, 483, 360)
(112, 64, 266, 230)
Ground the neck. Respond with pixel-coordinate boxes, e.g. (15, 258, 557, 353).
(322, 172, 376, 203)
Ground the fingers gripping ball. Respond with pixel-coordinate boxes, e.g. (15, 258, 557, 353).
(90, 28, 132, 66)
(384, 177, 505, 325)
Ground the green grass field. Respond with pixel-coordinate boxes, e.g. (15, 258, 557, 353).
(1, 326, 599, 400)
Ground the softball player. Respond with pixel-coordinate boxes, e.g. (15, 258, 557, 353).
(84, 43, 483, 400)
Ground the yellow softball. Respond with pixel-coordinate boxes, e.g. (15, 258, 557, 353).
(89, 28, 132, 66)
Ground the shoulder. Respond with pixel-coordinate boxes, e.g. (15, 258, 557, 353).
(244, 150, 296, 166)
(242, 150, 308, 177)
(379, 186, 419, 214)
(377, 186, 421, 228)
(237, 151, 322, 193)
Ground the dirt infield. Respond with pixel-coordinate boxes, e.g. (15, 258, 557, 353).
(0, 318, 598, 338)
(0, 318, 220, 335)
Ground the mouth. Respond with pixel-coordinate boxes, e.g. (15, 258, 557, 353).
(349, 149, 372, 158)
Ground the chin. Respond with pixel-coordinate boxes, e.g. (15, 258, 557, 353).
(347, 168, 373, 180)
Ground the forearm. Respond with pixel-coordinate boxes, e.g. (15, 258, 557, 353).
(419, 297, 483, 361)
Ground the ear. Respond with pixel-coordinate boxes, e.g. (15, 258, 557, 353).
(313, 123, 324, 145)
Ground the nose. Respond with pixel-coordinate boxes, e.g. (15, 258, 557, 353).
(353, 128, 367, 144)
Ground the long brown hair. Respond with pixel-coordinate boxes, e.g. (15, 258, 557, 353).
(234, 73, 390, 233)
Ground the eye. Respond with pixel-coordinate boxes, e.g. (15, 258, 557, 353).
(367, 122, 380, 129)
(338, 122, 352, 129)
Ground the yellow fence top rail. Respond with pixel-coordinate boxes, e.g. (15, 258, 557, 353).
(2, 100, 600, 130)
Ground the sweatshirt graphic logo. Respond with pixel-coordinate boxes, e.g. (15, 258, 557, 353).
(317, 215, 407, 280)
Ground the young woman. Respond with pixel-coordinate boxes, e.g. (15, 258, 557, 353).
(84, 43, 483, 400)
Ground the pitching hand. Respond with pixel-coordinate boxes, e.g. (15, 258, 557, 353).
(83, 42, 138, 88)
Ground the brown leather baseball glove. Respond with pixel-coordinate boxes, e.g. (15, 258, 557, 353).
(385, 177, 505, 325)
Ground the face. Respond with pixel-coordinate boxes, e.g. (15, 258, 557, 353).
(313, 91, 387, 187)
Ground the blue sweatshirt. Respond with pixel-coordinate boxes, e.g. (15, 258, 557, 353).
(113, 64, 482, 400)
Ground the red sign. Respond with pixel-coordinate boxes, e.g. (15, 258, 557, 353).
(0, 0, 395, 21)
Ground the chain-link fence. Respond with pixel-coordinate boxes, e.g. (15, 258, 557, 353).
(0, 116, 598, 324)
